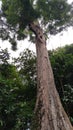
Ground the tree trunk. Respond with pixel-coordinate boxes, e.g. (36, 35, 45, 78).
(29, 23, 73, 130)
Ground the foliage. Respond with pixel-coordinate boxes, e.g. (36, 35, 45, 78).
(0, 0, 73, 49)
(49, 44, 73, 124)
(36, 0, 73, 34)
(0, 48, 10, 64)
(14, 48, 37, 103)
(0, 48, 35, 129)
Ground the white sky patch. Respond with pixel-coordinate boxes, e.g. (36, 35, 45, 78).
(47, 27, 73, 50)
(68, 0, 73, 3)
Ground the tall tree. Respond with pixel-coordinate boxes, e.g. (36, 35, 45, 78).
(0, 0, 73, 129)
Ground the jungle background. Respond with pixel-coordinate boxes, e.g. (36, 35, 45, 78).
(0, 44, 73, 130)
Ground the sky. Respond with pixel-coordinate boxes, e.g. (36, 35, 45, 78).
(0, 0, 73, 58)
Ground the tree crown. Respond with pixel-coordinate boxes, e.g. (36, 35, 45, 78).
(0, 0, 73, 48)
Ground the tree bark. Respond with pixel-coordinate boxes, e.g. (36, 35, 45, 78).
(29, 23, 73, 130)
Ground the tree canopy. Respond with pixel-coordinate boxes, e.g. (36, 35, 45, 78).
(0, 0, 73, 49)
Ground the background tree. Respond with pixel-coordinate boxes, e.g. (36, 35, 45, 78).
(49, 44, 73, 124)
(0, 0, 73, 129)
(14, 49, 37, 102)
(0, 49, 35, 130)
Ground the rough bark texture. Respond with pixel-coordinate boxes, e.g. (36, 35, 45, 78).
(29, 23, 73, 130)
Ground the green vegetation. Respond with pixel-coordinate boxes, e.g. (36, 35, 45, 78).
(49, 44, 73, 124)
(0, 44, 73, 129)
(0, 0, 73, 129)
(0, 0, 73, 49)
(0, 48, 36, 129)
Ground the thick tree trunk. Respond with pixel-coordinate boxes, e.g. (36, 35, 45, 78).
(29, 23, 73, 130)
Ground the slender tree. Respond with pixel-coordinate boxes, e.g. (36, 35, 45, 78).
(1, 0, 73, 129)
